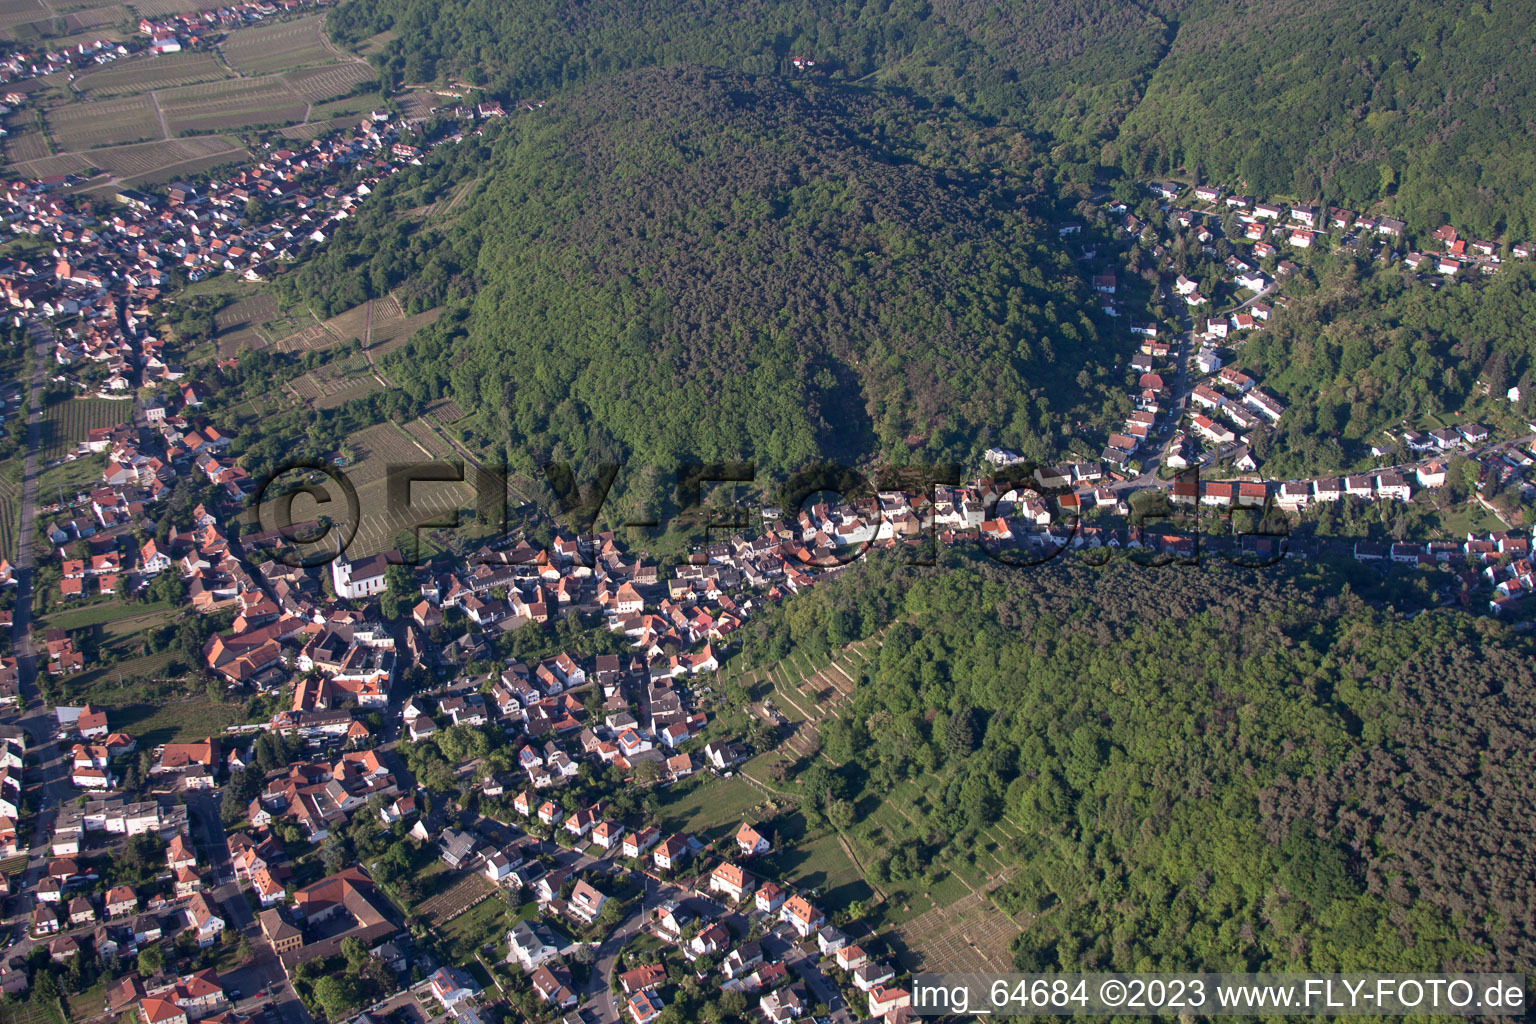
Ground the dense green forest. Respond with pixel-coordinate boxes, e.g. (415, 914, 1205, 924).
(742, 553, 1536, 973)
(344, 68, 1111, 479)
(332, 0, 1536, 237)
(1110, 0, 1536, 239)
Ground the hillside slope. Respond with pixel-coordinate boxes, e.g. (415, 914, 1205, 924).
(333, 0, 1536, 235)
(376, 68, 1106, 476)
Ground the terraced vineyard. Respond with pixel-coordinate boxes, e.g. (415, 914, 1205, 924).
(98, 135, 247, 178)
(400, 417, 452, 458)
(158, 77, 308, 135)
(221, 15, 334, 74)
(2, 128, 50, 164)
(73, 52, 228, 97)
(39, 397, 132, 461)
(45, 95, 161, 150)
(0, 0, 47, 31)
(283, 61, 375, 103)
(0, 461, 21, 561)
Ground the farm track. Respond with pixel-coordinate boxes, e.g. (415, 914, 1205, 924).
(150, 89, 169, 139)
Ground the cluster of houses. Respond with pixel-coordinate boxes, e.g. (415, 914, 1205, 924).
(135, 0, 327, 55)
(0, 40, 136, 92)
(40, 412, 242, 604)
(489, 809, 914, 1024)
(19, 752, 232, 996)
(110, 972, 249, 1024)
(1348, 529, 1533, 610)
(1185, 364, 1286, 452)
(14, 120, 400, 321)
(1149, 179, 1531, 280)
(3, 101, 502, 400)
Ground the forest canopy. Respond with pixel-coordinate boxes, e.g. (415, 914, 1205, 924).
(332, 0, 1536, 237)
(742, 552, 1536, 974)
(365, 68, 1109, 479)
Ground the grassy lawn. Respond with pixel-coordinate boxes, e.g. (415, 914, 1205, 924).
(65, 980, 107, 1020)
(440, 890, 516, 962)
(654, 775, 768, 840)
(78, 695, 248, 746)
(36, 453, 107, 505)
(1434, 500, 1505, 538)
(751, 814, 874, 913)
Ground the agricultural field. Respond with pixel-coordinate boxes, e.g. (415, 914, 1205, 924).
(256, 420, 477, 560)
(128, 0, 211, 15)
(61, 5, 130, 31)
(0, 0, 48, 31)
(44, 94, 161, 150)
(39, 396, 132, 461)
(306, 89, 383, 122)
(416, 870, 495, 927)
(68, 134, 248, 181)
(272, 320, 335, 353)
(277, 115, 349, 141)
(73, 51, 229, 97)
(0, 997, 64, 1024)
(400, 417, 452, 458)
(426, 397, 469, 423)
(283, 60, 375, 104)
(10, 150, 98, 180)
(158, 76, 308, 134)
(287, 347, 384, 409)
(0, 459, 19, 561)
(2, 127, 51, 164)
(273, 296, 442, 359)
(890, 887, 1021, 974)
(221, 15, 334, 74)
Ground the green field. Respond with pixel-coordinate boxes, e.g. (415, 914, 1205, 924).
(654, 774, 769, 840)
(439, 889, 517, 962)
(37, 453, 107, 508)
(750, 814, 874, 913)
(42, 599, 176, 633)
(88, 694, 247, 747)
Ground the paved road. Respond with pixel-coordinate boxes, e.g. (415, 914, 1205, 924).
(183, 790, 314, 1024)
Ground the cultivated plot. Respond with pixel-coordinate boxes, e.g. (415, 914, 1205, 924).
(73, 51, 229, 97)
(39, 397, 131, 461)
(0, 0, 48, 30)
(62, 5, 129, 31)
(157, 77, 307, 134)
(45, 94, 161, 150)
(283, 61, 375, 104)
(2, 128, 51, 164)
(129, 0, 212, 15)
(892, 888, 1021, 975)
(80, 135, 246, 179)
(221, 15, 333, 75)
